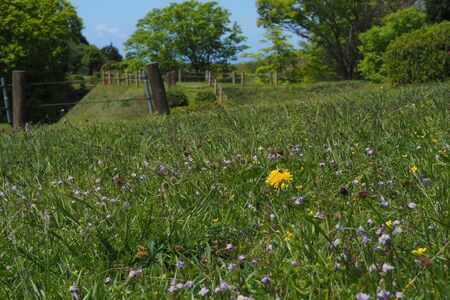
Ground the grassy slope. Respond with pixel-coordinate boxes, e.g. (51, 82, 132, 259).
(0, 82, 448, 299)
(62, 82, 213, 124)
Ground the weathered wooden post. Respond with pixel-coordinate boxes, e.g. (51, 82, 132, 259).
(137, 71, 141, 87)
(146, 62, 169, 115)
(102, 70, 106, 85)
(1, 77, 12, 124)
(12, 71, 26, 130)
(116, 71, 121, 86)
(107, 69, 112, 85)
(241, 72, 245, 86)
(208, 71, 212, 86)
(178, 69, 182, 83)
(232, 71, 236, 85)
(213, 80, 218, 95)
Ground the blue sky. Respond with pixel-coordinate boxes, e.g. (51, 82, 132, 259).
(70, 0, 298, 61)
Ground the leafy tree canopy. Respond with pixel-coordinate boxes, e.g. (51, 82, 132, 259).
(0, 0, 85, 80)
(124, 0, 248, 73)
(358, 7, 427, 82)
(256, 0, 412, 79)
(101, 43, 123, 62)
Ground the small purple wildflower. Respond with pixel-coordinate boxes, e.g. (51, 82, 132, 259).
(128, 268, 144, 279)
(238, 255, 246, 261)
(198, 287, 209, 297)
(219, 281, 229, 290)
(382, 263, 394, 273)
(356, 292, 370, 300)
(319, 162, 326, 168)
(227, 263, 237, 271)
(395, 291, 404, 298)
(377, 290, 390, 300)
(392, 227, 403, 235)
(261, 276, 271, 284)
(362, 236, 371, 244)
(422, 178, 430, 185)
(225, 243, 236, 251)
(176, 260, 184, 269)
(378, 234, 390, 245)
(184, 281, 194, 288)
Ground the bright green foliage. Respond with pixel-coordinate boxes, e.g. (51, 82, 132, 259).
(253, 28, 300, 83)
(385, 21, 450, 84)
(125, 0, 248, 73)
(0, 0, 84, 79)
(0, 82, 448, 298)
(167, 87, 189, 108)
(256, 0, 407, 79)
(358, 7, 427, 82)
(424, 0, 450, 23)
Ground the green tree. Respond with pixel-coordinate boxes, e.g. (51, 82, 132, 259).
(125, 0, 248, 73)
(0, 0, 84, 80)
(101, 43, 123, 62)
(82, 45, 107, 75)
(256, 0, 412, 79)
(424, 0, 450, 22)
(358, 7, 427, 82)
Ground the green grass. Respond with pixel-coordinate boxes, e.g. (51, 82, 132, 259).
(0, 82, 448, 299)
(62, 82, 214, 124)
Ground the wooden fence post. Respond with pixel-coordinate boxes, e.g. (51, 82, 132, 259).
(208, 71, 212, 86)
(12, 71, 26, 130)
(116, 71, 121, 86)
(178, 69, 182, 83)
(232, 71, 236, 85)
(137, 71, 141, 87)
(213, 80, 218, 95)
(107, 69, 112, 85)
(146, 62, 169, 115)
(241, 72, 245, 86)
(102, 70, 106, 85)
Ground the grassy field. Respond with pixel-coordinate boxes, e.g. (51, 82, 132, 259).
(0, 82, 448, 299)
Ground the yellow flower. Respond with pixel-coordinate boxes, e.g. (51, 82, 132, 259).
(412, 247, 427, 256)
(284, 231, 294, 241)
(385, 220, 393, 227)
(265, 168, 293, 189)
(410, 165, 418, 174)
(212, 218, 219, 223)
(401, 154, 408, 158)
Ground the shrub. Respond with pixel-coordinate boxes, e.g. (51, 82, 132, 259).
(166, 87, 189, 107)
(385, 21, 450, 84)
(358, 7, 427, 82)
(195, 90, 216, 102)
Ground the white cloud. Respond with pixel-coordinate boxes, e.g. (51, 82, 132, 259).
(95, 24, 121, 36)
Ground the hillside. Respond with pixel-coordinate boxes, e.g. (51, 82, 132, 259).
(0, 82, 448, 298)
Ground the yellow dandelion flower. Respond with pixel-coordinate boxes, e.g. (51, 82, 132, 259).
(401, 154, 408, 158)
(411, 165, 418, 174)
(212, 218, 219, 223)
(385, 220, 393, 227)
(265, 168, 293, 189)
(284, 231, 294, 241)
(412, 247, 427, 256)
